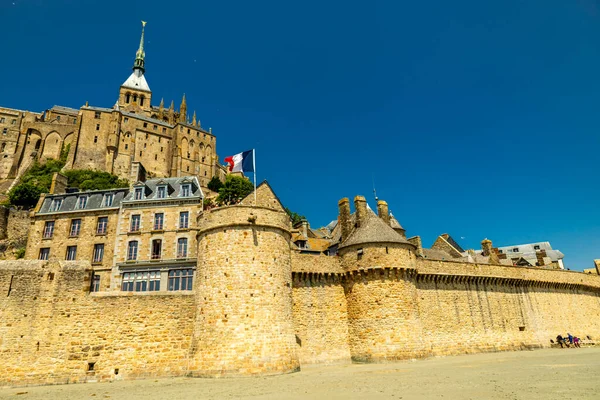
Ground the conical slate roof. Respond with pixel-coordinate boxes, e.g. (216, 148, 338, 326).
(339, 210, 414, 249)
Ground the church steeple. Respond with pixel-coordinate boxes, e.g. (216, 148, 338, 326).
(119, 21, 151, 110)
(133, 21, 147, 73)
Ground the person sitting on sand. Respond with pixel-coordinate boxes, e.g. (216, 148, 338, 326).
(556, 334, 569, 348)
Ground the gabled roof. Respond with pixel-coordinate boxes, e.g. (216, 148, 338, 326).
(239, 181, 285, 212)
(121, 70, 151, 92)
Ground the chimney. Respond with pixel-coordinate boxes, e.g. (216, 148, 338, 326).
(49, 172, 68, 194)
(481, 238, 500, 265)
(407, 235, 424, 257)
(338, 198, 351, 242)
(300, 218, 308, 238)
(377, 200, 390, 225)
(129, 161, 147, 185)
(354, 196, 367, 228)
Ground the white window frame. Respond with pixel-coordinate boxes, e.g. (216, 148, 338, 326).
(76, 196, 87, 209)
(103, 193, 114, 207)
(43, 221, 55, 238)
(179, 211, 189, 229)
(177, 237, 188, 258)
(93, 243, 104, 263)
(181, 184, 191, 197)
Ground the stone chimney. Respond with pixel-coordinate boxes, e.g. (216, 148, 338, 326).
(130, 161, 147, 185)
(354, 196, 367, 228)
(49, 172, 68, 194)
(338, 198, 351, 242)
(300, 218, 308, 238)
(481, 239, 500, 265)
(407, 235, 424, 257)
(377, 200, 390, 225)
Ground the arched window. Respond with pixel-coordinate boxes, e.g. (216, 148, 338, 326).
(1, 143, 6, 152)
(140, 96, 145, 106)
(125, 93, 131, 103)
(133, 94, 138, 103)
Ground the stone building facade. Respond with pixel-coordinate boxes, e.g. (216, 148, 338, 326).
(2, 181, 600, 386)
(0, 22, 227, 191)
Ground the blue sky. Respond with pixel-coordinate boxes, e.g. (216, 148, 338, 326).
(1, 0, 599, 270)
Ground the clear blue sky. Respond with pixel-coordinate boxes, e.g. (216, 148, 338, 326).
(1, 0, 599, 270)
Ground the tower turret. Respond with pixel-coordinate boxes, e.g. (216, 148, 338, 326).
(190, 182, 300, 377)
(337, 194, 425, 362)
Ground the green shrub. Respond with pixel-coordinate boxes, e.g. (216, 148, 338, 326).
(15, 248, 25, 259)
(216, 175, 254, 205)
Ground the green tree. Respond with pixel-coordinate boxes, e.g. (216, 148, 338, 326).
(7, 159, 129, 208)
(216, 175, 254, 205)
(63, 169, 129, 191)
(207, 176, 224, 192)
(285, 207, 305, 226)
(8, 183, 44, 208)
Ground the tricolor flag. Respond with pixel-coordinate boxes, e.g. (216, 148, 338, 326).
(224, 149, 255, 173)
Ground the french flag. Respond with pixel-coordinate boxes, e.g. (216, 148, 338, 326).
(224, 149, 255, 173)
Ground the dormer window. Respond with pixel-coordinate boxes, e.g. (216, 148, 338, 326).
(512, 247, 519, 253)
(534, 245, 540, 250)
(50, 198, 63, 212)
(103, 193, 114, 207)
(134, 187, 144, 200)
(157, 186, 167, 199)
(76, 196, 87, 209)
(181, 184, 191, 197)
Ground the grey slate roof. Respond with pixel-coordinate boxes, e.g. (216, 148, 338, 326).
(50, 105, 80, 116)
(389, 214, 405, 231)
(463, 241, 564, 265)
(82, 106, 114, 113)
(121, 111, 173, 128)
(37, 188, 129, 214)
(123, 176, 203, 202)
(339, 210, 414, 249)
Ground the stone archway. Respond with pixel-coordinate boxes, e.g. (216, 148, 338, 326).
(40, 131, 62, 161)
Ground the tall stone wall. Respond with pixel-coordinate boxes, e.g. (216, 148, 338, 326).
(291, 270, 351, 365)
(0, 261, 195, 386)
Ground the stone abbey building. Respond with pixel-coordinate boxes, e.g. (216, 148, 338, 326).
(1, 23, 600, 388)
(0, 22, 225, 192)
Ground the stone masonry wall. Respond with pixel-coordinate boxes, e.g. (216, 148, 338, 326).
(291, 269, 351, 365)
(191, 205, 299, 377)
(0, 261, 195, 386)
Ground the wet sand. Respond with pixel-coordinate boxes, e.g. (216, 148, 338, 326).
(1, 347, 598, 399)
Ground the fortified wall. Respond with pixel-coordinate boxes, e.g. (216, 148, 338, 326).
(1, 187, 600, 387)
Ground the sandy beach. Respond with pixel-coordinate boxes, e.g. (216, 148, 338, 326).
(1, 347, 598, 400)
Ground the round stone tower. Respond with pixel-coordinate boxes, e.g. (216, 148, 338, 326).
(190, 198, 300, 377)
(338, 196, 427, 362)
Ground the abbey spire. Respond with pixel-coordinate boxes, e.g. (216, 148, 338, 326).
(119, 21, 152, 110)
(133, 20, 147, 73)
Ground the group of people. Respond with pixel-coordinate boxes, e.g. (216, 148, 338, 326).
(556, 333, 581, 348)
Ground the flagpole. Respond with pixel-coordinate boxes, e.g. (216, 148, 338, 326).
(253, 148, 257, 205)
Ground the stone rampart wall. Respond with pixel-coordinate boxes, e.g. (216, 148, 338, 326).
(0, 261, 195, 386)
(292, 271, 351, 365)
